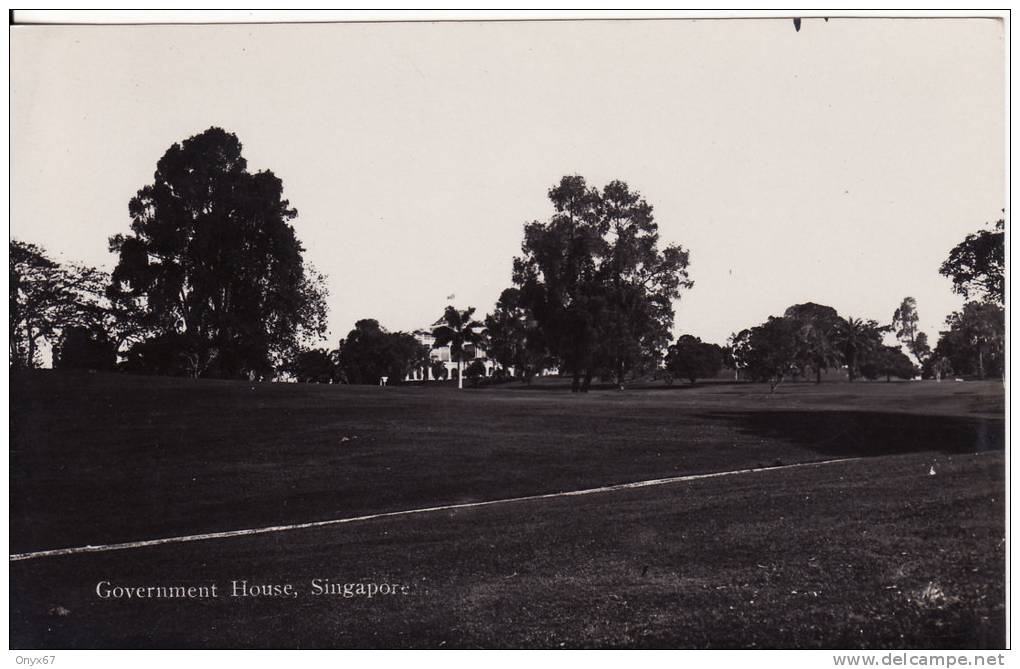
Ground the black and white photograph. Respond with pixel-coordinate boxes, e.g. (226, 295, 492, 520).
(7, 10, 1009, 654)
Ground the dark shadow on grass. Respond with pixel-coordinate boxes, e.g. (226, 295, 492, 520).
(700, 410, 1005, 458)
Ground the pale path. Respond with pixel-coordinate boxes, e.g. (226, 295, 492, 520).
(10, 457, 864, 562)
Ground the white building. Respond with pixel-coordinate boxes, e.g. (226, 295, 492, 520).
(404, 319, 501, 382)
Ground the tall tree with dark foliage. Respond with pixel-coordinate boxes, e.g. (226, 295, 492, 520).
(935, 301, 1004, 380)
(742, 316, 801, 392)
(285, 348, 337, 384)
(108, 127, 327, 380)
(512, 176, 692, 391)
(484, 287, 550, 382)
(664, 334, 724, 384)
(335, 319, 429, 385)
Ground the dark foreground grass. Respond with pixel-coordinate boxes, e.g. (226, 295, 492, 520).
(9, 371, 1005, 648)
(10, 452, 1004, 648)
(10, 371, 1004, 553)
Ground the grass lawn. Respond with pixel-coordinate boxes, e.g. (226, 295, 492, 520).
(9, 371, 1006, 648)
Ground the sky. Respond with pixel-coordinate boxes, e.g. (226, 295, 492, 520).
(10, 17, 1005, 346)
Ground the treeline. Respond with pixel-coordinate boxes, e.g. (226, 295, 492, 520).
(481, 206, 1003, 390)
(660, 305, 912, 389)
(733, 305, 913, 390)
(11, 142, 698, 392)
(9, 126, 1005, 391)
(661, 218, 1003, 390)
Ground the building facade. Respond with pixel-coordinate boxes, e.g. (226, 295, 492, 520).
(404, 322, 501, 382)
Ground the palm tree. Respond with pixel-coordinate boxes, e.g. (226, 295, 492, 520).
(836, 317, 884, 381)
(432, 305, 485, 390)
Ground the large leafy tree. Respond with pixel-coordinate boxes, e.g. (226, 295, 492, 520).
(513, 176, 692, 392)
(784, 302, 843, 384)
(742, 317, 801, 392)
(664, 334, 724, 384)
(432, 305, 485, 390)
(597, 181, 691, 387)
(10, 240, 109, 369)
(108, 127, 327, 380)
(935, 301, 1004, 380)
(939, 219, 1004, 304)
(385, 330, 432, 383)
(483, 287, 550, 383)
(335, 319, 428, 385)
(284, 347, 337, 384)
(513, 176, 603, 391)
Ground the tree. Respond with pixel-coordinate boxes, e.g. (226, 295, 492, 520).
(11, 240, 64, 368)
(727, 329, 754, 381)
(743, 317, 801, 392)
(513, 176, 692, 392)
(892, 297, 931, 366)
(860, 345, 916, 382)
(335, 319, 429, 385)
(513, 176, 606, 392)
(52, 326, 118, 372)
(432, 305, 485, 390)
(939, 219, 1004, 304)
(835, 317, 884, 381)
(935, 301, 1004, 380)
(385, 331, 431, 383)
(335, 320, 385, 384)
(665, 334, 724, 384)
(10, 240, 109, 369)
(107, 127, 327, 380)
(484, 287, 550, 383)
(597, 180, 692, 388)
(784, 302, 843, 384)
(285, 348, 337, 383)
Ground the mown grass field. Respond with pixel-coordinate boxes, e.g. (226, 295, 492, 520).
(9, 371, 1006, 648)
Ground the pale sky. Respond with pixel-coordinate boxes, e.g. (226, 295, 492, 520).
(10, 18, 1005, 346)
